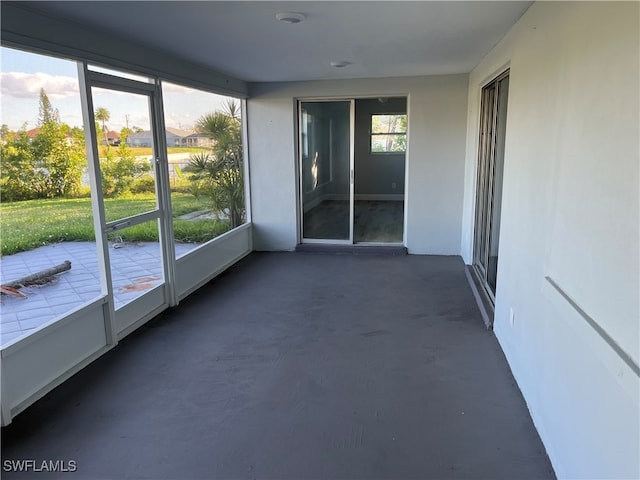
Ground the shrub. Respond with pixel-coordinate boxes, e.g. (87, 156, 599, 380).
(130, 175, 156, 194)
(0, 125, 85, 201)
(75, 185, 92, 198)
(100, 144, 151, 198)
(0, 133, 34, 202)
(169, 164, 193, 193)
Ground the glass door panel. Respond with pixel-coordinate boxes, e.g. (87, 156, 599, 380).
(300, 101, 352, 241)
(473, 71, 509, 304)
(91, 88, 157, 222)
(353, 99, 407, 244)
(107, 220, 164, 308)
(474, 84, 496, 277)
(487, 76, 509, 293)
(87, 82, 168, 315)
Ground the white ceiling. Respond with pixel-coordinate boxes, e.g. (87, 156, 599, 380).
(24, 1, 532, 83)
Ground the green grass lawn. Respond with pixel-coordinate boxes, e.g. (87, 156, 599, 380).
(125, 146, 208, 156)
(0, 193, 230, 256)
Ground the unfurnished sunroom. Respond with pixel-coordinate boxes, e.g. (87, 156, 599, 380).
(0, 2, 638, 479)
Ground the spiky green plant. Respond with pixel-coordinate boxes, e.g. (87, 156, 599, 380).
(184, 100, 245, 228)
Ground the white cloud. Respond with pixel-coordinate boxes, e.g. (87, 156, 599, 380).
(165, 112, 197, 130)
(1, 72, 79, 99)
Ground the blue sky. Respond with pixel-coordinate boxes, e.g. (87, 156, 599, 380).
(1, 46, 233, 132)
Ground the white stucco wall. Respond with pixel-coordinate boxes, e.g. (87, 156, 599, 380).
(461, 2, 639, 478)
(247, 75, 469, 253)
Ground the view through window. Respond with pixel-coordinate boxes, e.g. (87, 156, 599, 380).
(0, 46, 247, 345)
(162, 81, 246, 258)
(0, 47, 101, 345)
(370, 114, 407, 153)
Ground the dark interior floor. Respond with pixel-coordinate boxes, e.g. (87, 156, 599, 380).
(303, 200, 404, 242)
(1, 252, 554, 480)
(303, 199, 351, 240)
(354, 200, 404, 243)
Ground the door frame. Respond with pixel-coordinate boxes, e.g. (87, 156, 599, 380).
(296, 95, 408, 246)
(472, 69, 510, 306)
(78, 64, 175, 339)
(297, 98, 355, 244)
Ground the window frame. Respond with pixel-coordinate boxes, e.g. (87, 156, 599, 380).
(369, 113, 407, 154)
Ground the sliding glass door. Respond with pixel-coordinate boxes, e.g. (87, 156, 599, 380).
(298, 98, 408, 246)
(473, 70, 509, 302)
(299, 101, 353, 242)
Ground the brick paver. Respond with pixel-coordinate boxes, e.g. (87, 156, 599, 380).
(1, 241, 198, 346)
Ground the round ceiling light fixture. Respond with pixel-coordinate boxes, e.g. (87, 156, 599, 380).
(275, 12, 305, 24)
(330, 61, 352, 68)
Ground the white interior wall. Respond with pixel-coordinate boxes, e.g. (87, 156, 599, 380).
(461, 2, 639, 478)
(248, 75, 468, 253)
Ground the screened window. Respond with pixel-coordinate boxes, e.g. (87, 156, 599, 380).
(371, 114, 407, 153)
(0, 46, 102, 345)
(162, 81, 247, 257)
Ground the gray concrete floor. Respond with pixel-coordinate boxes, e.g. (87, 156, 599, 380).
(1, 252, 554, 479)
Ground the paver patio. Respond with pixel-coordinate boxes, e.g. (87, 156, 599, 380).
(0, 241, 197, 347)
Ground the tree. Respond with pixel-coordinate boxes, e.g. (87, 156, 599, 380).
(37, 88, 59, 126)
(1, 91, 85, 201)
(30, 122, 86, 198)
(185, 99, 244, 228)
(1, 122, 85, 200)
(0, 124, 11, 141)
(94, 107, 111, 146)
(0, 130, 33, 201)
(120, 127, 132, 143)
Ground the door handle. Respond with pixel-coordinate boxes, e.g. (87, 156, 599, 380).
(105, 220, 131, 232)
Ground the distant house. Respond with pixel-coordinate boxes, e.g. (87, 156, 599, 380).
(126, 131, 152, 147)
(23, 127, 75, 146)
(103, 130, 120, 145)
(166, 127, 191, 146)
(126, 127, 191, 147)
(185, 133, 214, 148)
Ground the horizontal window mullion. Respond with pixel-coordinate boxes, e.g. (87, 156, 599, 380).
(87, 71, 156, 94)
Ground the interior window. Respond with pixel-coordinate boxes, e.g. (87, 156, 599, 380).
(370, 114, 407, 153)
